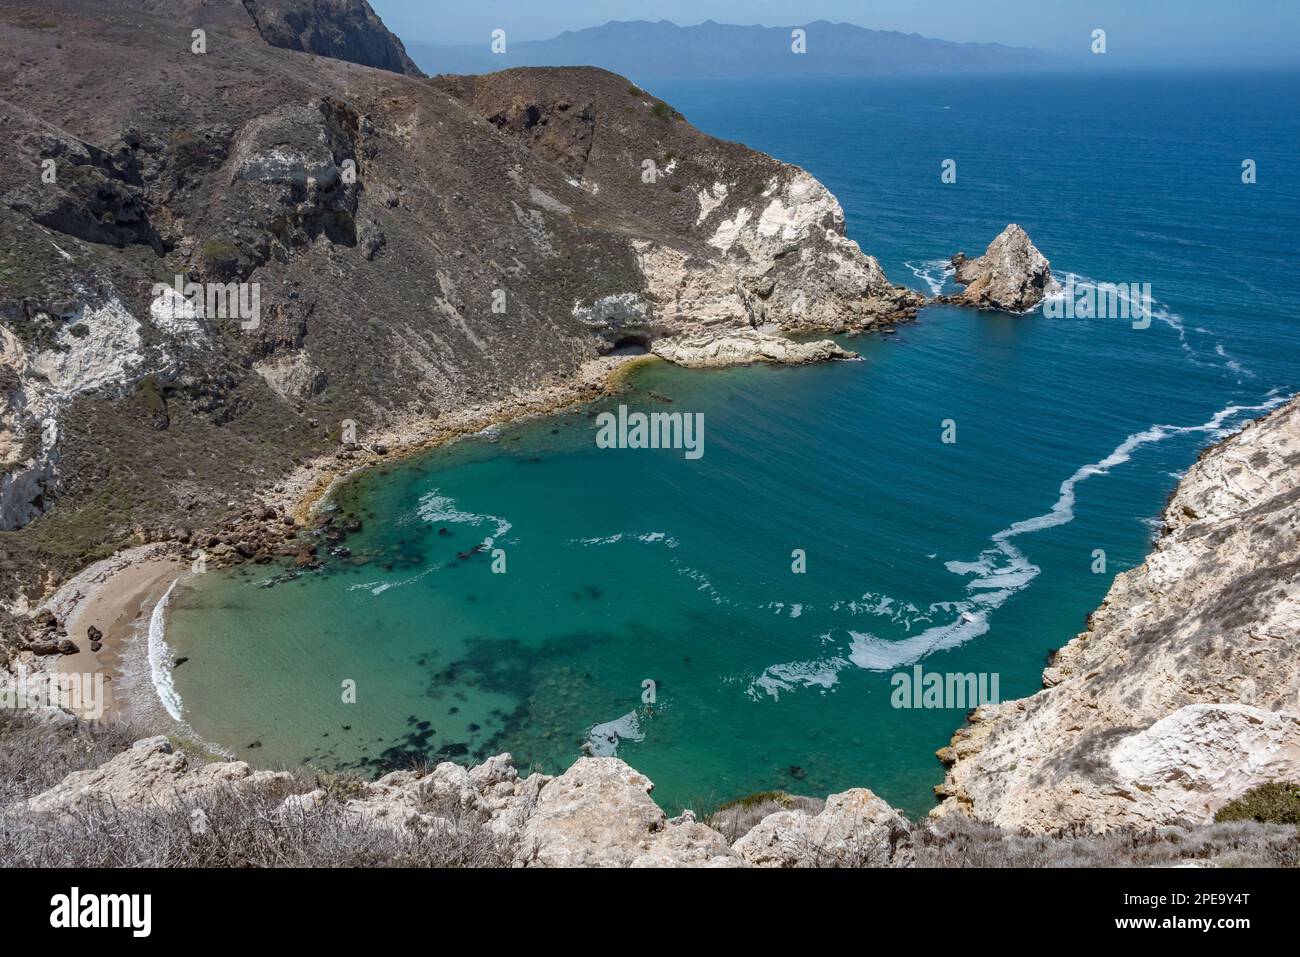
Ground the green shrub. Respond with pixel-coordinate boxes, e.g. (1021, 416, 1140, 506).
(201, 238, 239, 264)
(1214, 783, 1300, 825)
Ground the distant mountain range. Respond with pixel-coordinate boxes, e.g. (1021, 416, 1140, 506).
(408, 19, 1066, 79)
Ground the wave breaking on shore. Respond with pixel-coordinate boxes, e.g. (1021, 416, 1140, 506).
(147, 578, 184, 721)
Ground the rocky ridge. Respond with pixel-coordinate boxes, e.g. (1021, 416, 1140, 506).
(20, 735, 914, 868)
(240, 0, 424, 76)
(0, 0, 919, 630)
(934, 396, 1300, 832)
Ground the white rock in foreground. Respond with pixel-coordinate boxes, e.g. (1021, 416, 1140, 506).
(733, 788, 913, 867)
(23, 738, 919, 867)
(25, 736, 294, 813)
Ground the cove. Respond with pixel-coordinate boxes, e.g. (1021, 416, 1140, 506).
(160, 71, 1298, 817)
(162, 302, 1282, 816)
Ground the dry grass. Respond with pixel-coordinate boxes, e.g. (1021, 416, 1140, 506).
(0, 789, 513, 867)
(0, 710, 512, 867)
(0, 708, 141, 806)
(4, 710, 1297, 868)
(1, 790, 517, 868)
(707, 791, 825, 843)
(912, 814, 1300, 868)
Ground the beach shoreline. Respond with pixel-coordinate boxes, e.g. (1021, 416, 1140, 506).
(29, 354, 652, 728)
(34, 545, 185, 724)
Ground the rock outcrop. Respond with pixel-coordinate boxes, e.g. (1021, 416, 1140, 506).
(21, 737, 912, 868)
(946, 224, 1060, 313)
(732, 788, 913, 867)
(934, 396, 1300, 832)
(26, 736, 295, 814)
(651, 330, 856, 368)
(240, 0, 423, 76)
(0, 0, 919, 597)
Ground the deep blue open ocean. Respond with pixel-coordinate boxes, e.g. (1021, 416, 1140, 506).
(163, 71, 1300, 816)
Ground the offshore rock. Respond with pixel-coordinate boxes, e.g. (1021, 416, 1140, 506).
(947, 224, 1060, 312)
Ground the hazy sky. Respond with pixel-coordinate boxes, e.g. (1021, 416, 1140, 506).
(370, 0, 1299, 66)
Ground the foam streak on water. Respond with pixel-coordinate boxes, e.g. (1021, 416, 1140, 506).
(416, 488, 512, 547)
(755, 393, 1290, 688)
(148, 577, 184, 721)
(904, 258, 954, 296)
(1044, 271, 1254, 379)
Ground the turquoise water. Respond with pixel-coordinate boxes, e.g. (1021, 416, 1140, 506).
(164, 72, 1299, 816)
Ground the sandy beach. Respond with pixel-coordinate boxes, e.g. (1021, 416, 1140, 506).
(41, 545, 185, 723)
(26, 354, 649, 728)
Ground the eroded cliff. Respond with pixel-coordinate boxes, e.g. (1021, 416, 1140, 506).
(0, 0, 919, 622)
(934, 396, 1300, 832)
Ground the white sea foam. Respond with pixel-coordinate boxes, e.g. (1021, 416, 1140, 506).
(905, 258, 954, 297)
(417, 489, 511, 548)
(574, 533, 623, 545)
(752, 394, 1290, 688)
(748, 657, 848, 700)
(847, 609, 992, 670)
(570, 530, 679, 548)
(678, 567, 728, 604)
(348, 566, 436, 597)
(585, 711, 645, 756)
(148, 577, 184, 721)
(1046, 271, 1253, 378)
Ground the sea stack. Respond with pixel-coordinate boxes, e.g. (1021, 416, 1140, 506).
(947, 224, 1060, 313)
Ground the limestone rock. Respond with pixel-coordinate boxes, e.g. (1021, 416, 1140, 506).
(25, 736, 294, 813)
(1107, 704, 1300, 827)
(652, 330, 856, 368)
(947, 224, 1060, 312)
(253, 351, 326, 401)
(733, 788, 914, 867)
(933, 396, 1300, 832)
(520, 758, 740, 867)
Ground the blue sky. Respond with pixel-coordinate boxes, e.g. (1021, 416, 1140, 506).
(370, 0, 1299, 66)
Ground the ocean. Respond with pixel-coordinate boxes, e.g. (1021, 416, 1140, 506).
(161, 71, 1300, 816)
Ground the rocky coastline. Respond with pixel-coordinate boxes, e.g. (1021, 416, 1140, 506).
(1, 0, 923, 643)
(934, 395, 1300, 832)
(6, 394, 1296, 867)
(3, 0, 1296, 868)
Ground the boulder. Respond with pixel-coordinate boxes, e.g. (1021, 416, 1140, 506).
(947, 224, 1060, 312)
(25, 736, 294, 813)
(653, 330, 856, 368)
(520, 758, 740, 867)
(732, 788, 914, 867)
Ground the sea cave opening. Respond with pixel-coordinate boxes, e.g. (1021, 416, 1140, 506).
(608, 334, 652, 356)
